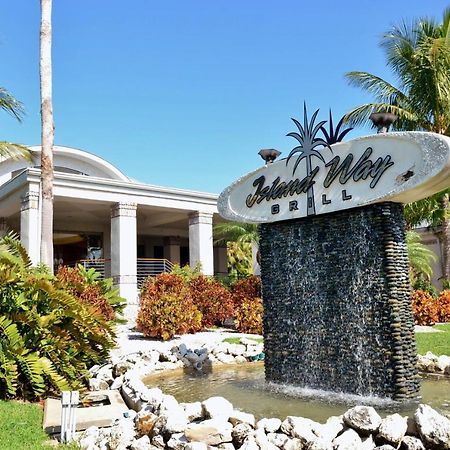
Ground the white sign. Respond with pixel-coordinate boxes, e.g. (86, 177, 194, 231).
(218, 132, 450, 223)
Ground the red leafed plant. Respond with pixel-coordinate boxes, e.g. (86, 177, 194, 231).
(137, 273, 202, 340)
(411, 289, 439, 326)
(436, 290, 450, 323)
(189, 275, 235, 327)
(56, 265, 117, 321)
(232, 276, 263, 334)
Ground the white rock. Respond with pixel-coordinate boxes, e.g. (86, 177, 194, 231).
(158, 394, 179, 413)
(377, 413, 407, 446)
(130, 435, 152, 450)
(282, 437, 303, 450)
(254, 428, 279, 450)
(414, 404, 450, 449)
(437, 355, 450, 372)
(228, 344, 246, 356)
(182, 402, 204, 422)
(108, 417, 136, 450)
(319, 416, 344, 443)
(234, 356, 247, 364)
(229, 410, 256, 427)
(308, 437, 333, 450)
(240, 435, 259, 450)
(167, 433, 188, 450)
(89, 378, 109, 391)
(332, 428, 362, 449)
(141, 387, 164, 410)
(185, 443, 208, 450)
(343, 406, 382, 434)
(281, 416, 321, 444)
(400, 436, 426, 450)
(202, 396, 234, 420)
(113, 361, 134, 377)
(267, 432, 289, 448)
(151, 435, 165, 449)
(213, 343, 231, 355)
(216, 353, 236, 364)
(185, 419, 233, 445)
(257, 417, 282, 433)
(232, 423, 253, 447)
(110, 375, 124, 390)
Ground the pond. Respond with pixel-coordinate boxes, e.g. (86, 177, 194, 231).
(144, 363, 450, 422)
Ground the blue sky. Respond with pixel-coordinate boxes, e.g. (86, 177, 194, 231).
(1, 1, 448, 193)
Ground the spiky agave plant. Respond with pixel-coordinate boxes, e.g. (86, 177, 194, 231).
(320, 109, 354, 145)
(286, 103, 332, 216)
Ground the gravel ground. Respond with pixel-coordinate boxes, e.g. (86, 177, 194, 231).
(112, 324, 262, 358)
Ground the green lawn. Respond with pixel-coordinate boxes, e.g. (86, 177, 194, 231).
(225, 324, 450, 356)
(223, 337, 263, 345)
(416, 323, 450, 356)
(0, 401, 78, 450)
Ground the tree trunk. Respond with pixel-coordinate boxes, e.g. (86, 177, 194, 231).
(40, 0, 54, 271)
(440, 193, 450, 281)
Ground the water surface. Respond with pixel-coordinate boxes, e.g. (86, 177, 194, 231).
(145, 363, 450, 422)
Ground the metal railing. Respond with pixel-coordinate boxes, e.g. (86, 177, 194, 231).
(76, 258, 173, 287)
(137, 258, 174, 288)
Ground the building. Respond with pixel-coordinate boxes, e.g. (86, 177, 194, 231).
(0, 145, 228, 318)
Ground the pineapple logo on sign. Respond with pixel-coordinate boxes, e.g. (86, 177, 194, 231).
(286, 104, 333, 216)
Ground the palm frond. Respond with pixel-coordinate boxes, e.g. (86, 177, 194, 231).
(0, 87, 24, 122)
(0, 142, 32, 162)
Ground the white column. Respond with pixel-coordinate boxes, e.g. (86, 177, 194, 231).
(20, 191, 40, 265)
(189, 211, 214, 275)
(252, 241, 261, 275)
(111, 202, 137, 321)
(164, 236, 180, 264)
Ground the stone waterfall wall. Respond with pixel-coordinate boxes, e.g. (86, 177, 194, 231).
(259, 202, 419, 400)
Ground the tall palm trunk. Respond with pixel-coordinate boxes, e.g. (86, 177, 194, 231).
(40, 0, 54, 270)
(440, 193, 450, 281)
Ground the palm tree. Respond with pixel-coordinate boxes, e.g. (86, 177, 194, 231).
(344, 7, 450, 279)
(40, 0, 54, 271)
(214, 222, 259, 277)
(406, 230, 437, 282)
(0, 87, 31, 160)
(286, 104, 332, 216)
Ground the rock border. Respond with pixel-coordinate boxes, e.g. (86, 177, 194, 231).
(78, 340, 450, 450)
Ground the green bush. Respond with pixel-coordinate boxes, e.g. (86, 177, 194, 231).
(0, 234, 118, 400)
(137, 273, 202, 340)
(189, 275, 235, 327)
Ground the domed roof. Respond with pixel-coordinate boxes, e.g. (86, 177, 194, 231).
(0, 145, 130, 185)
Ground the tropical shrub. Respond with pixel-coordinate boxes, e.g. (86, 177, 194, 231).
(0, 234, 117, 400)
(412, 276, 438, 298)
(137, 273, 202, 340)
(436, 290, 450, 323)
(235, 297, 263, 335)
(232, 276, 263, 334)
(411, 290, 439, 326)
(56, 265, 125, 322)
(171, 263, 202, 282)
(231, 276, 262, 307)
(189, 275, 235, 327)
